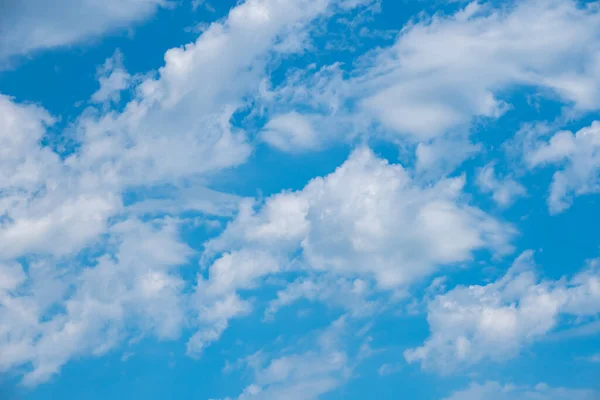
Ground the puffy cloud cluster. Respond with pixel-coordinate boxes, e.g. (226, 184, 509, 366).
(524, 121, 600, 213)
(0, 0, 374, 386)
(189, 147, 514, 354)
(360, 0, 600, 138)
(0, 218, 192, 385)
(405, 252, 600, 372)
(0, 94, 120, 259)
(2, 0, 600, 393)
(260, 0, 600, 177)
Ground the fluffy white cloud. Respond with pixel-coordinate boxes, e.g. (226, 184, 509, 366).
(444, 381, 599, 400)
(4, 0, 598, 392)
(71, 0, 374, 189)
(524, 121, 600, 213)
(360, 0, 600, 136)
(189, 147, 514, 353)
(258, 0, 600, 176)
(476, 162, 527, 207)
(0, 0, 167, 62)
(0, 217, 193, 386)
(0, 95, 120, 259)
(298, 148, 513, 288)
(405, 252, 600, 373)
(208, 147, 513, 287)
(0, 0, 375, 385)
(91, 50, 132, 105)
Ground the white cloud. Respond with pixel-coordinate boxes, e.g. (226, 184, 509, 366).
(0, 0, 168, 62)
(0, 217, 193, 386)
(405, 252, 600, 373)
(0, 94, 120, 259)
(359, 0, 600, 137)
(4, 0, 599, 391)
(187, 250, 281, 356)
(258, 0, 600, 175)
(91, 50, 132, 105)
(524, 121, 600, 213)
(299, 148, 512, 288)
(444, 381, 599, 400)
(0, 0, 376, 385)
(264, 275, 378, 320)
(189, 147, 513, 353)
(261, 112, 320, 152)
(71, 0, 374, 189)
(361, 0, 600, 175)
(217, 318, 355, 400)
(477, 162, 527, 207)
(377, 362, 402, 376)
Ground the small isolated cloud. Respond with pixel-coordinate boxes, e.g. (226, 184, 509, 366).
(91, 49, 132, 105)
(377, 363, 403, 376)
(261, 112, 320, 152)
(215, 318, 358, 400)
(477, 162, 527, 207)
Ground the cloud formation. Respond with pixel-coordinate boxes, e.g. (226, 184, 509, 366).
(0, 0, 167, 63)
(189, 147, 514, 354)
(524, 121, 600, 213)
(405, 252, 600, 373)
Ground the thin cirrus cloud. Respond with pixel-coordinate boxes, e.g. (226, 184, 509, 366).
(0, 0, 168, 63)
(215, 317, 357, 400)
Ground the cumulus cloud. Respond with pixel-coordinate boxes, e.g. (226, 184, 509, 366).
(91, 49, 132, 105)
(0, 218, 193, 386)
(71, 0, 375, 189)
(361, 0, 600, 134)
(0, 0, 374, 385)
(258, 0, 600, 175)
(0, 94, 120, 259)
(3, 0, 599, 392)
(405, 252, 600, 373)
(209, 147, 513, 287)
(523, 121, 600, 213)
(444, 381, 599, 400)
(189, 147, 514, 354)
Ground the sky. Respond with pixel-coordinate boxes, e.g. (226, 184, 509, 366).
(0, 0, 599, 399)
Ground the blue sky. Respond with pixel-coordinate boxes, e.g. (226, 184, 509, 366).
(0, 0, 599, 399)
